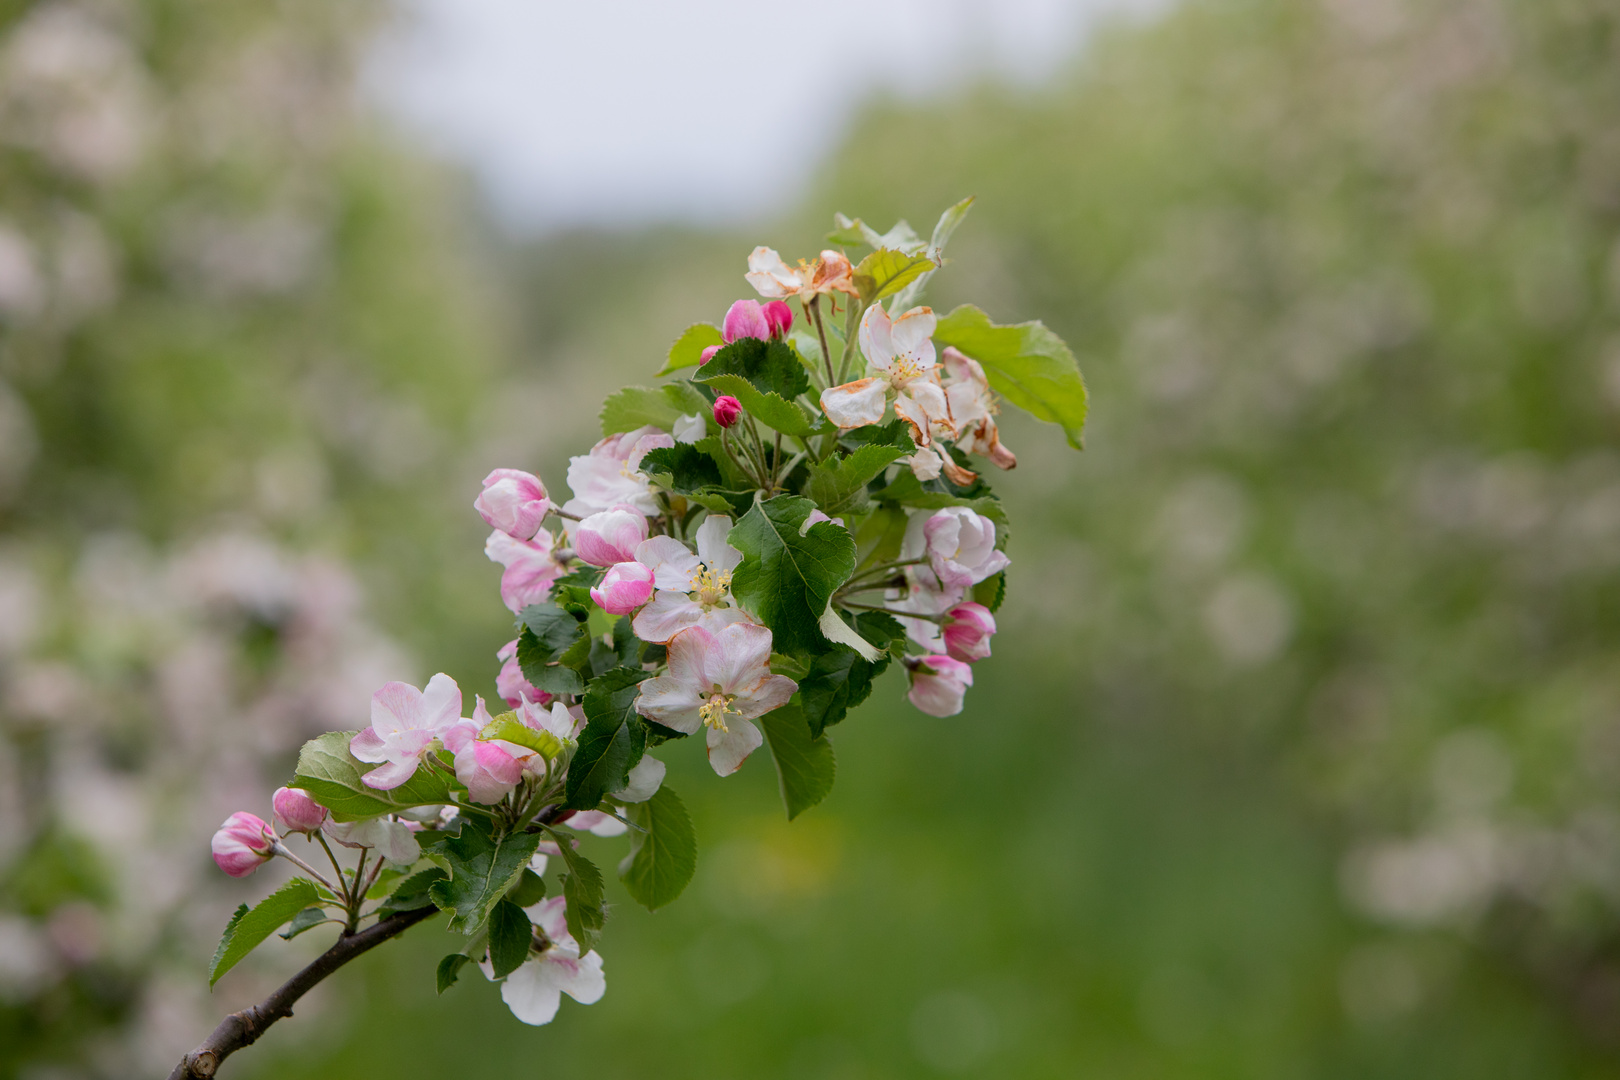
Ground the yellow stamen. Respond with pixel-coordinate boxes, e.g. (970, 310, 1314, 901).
(698, 690, 736, 733)
(687, 564, 733, 608)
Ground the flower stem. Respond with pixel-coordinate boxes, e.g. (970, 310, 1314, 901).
(839, 601, 946, 624)
(807, 296, 836, 387)
(837, 299, 862, 384)
(270, 842, 341, 897)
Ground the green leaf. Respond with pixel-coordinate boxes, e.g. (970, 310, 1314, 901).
(277, 906, 333, 941)
(437, 953, 472, 994)
(550, 835, 606, 952)
(853, 248, 936, 303)
(854, 504, 908, 571)
(640, 444, 724, 493)
(693, 337, 811, 402)
(483, 716, 564, 759)
(659, 323, 725, 375)
(209, 878, 322, 986)
(700, 372, 826, 438)
(892, 197, 975, 311)
(934, 303, 1088, 450)
(378, 867, 448, 916)
(425, 817, 542, 935)
(599, 383, 713, 436)
(293, 732, 455, 822)
(760, 705, 837, 820)
(973, 571, 1006, 612)
(487, 899, 533, 979)
(828, 213, 926, 253)
(804, 443, 908, 515)
(508, 868, 546, 907)
(565, 667, 653, 810)
(618, 785, 697, 912)
(728, 495, 858, 656)
(519, 602, 588, 658)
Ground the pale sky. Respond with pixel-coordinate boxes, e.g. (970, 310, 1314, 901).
(366, 0, 1165, 232)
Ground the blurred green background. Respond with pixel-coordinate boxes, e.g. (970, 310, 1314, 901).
(5, 0, 1620, 1076)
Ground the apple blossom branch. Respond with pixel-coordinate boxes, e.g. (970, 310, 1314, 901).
(166, 903, 439, 1080)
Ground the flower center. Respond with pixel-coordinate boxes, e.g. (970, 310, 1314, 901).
(698, 689, 737, 732)
(890, 356, 925, 384)
(687, 564, 732, 608)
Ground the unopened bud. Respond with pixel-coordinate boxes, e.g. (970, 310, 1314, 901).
(699, 345, 720, 365)
(272, 786, 329, 833)
(723, 299, 770, 344)
(713, 395, 743, 429)
(762, 300, 793, 338)
(591, 561, 655, 615)
(211, 812, 274, 878)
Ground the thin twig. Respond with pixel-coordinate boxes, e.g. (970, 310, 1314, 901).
(807, 296, 836, 387)
(166, 905, 439, 1080)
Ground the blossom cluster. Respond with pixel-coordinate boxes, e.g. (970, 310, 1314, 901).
(201, 201, 1086, 1034)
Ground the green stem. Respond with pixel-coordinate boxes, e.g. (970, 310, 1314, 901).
(837, 299, 863, 384)
(839, 601, 945, 623)
(807, 296, 836, 387)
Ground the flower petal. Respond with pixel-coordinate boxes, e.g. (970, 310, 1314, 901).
(633, 675, 704, 734)
(706, 718, 764, 776)
(820, 378, 888, 430)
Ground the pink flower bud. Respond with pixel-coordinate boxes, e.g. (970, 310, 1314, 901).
(722, 299, 770, 344)
(942, 602, 996, 663)
(474, 468, 551, 539)
(921, 507, 1010, 588)
(591, 561, 655, 615)
(496, 639, 551, 708)
(699, 345, 720, 365)
(713, 395, 743, 429)
(763, 300, 793, 339)
(211, 812, 275, 878)
(574, 507, 650, 567)
(905, 655, 973, 717)
(272, 787, 328, 833)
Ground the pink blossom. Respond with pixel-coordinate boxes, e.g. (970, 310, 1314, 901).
(443, 697, 527, 805)
(912, 507, 1009, 588)
(712, 395, 743, 429)
(632, 516, 752, 643)
(475, 468, 551, 539)
(563, 427, 673, 518)
(699, 345, 720, 365)
(211, 812, 273, 878)
(634, 621, 796, 776)
(496, 639, 551, 708)
(763, 300, 793, 338)
(272, 787, 327, 833)
(349, 673, 463, 790)
(906, 655, 973, 717)
(722, 299, 770, 343)
(591, 561, 654, 615)
(485, 529, 563, 613)
(886, 568, 964, 652)
(574, 508, 649, 567)
(482, 895, 605, 1025)
(943, 602, 996, 663)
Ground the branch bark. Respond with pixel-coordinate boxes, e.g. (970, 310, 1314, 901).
(167, 904, 438, 1080)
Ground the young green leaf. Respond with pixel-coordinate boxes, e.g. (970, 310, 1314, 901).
(436, 953, 473, 994)
(378, 867, 449, 916)
(565, 667, 653, 810)
(277, 906, 333, 941)
(209, 877, 323, 986)
(483, 716, 564, 760)
(728, 495, 858, 656)
(692, 337, 811, 402)
(549, 834, 606, 953)
(853, 248, 936, 303)
(659, 323, 725, 375)
(933, 303, 1088, 450)
(804, 442, 908, 515)
(600, 382, 713, 436)
(891, 196, 975, 310)
(486, 898, 533, 979)
(761, 705, 837, 820)
(425, 817, 543, 935)
(618, 785, 697, 912)
(973, 571, 1006, 612)
(293, 732, 454, 822)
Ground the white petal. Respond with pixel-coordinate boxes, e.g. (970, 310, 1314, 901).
(420, 673, 463, 733)
(631, 591, 704, 642)
(634, 535, 700, 592)
(613, 755, 665, 802)
(820, 379, 888, 429)
(819, 607, 882, 661)
(859, 304, 894, 370)
(547, 949, 606, 1005)
(694, 515, 740, 573)
(633, 675, 703, 734)
(706, 718, 764, 776)
(701, 622, 775, 693)
(499, 959, 565, 1025)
